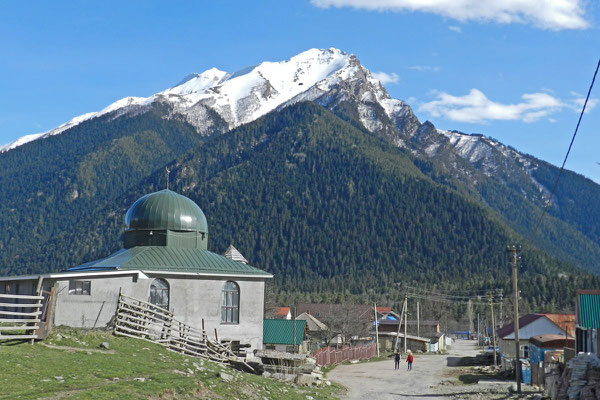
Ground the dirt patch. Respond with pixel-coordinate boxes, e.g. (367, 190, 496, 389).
(41, 343, 116, 354)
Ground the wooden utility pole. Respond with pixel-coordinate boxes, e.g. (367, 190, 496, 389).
(467, 299, 474, 335)
(293, 306, 296, 354)
(374, 303, 380, 357)
(489, 292, 497, 367)
(404, 294, 408, 354)
(510, 246, 521, 393)
(477, 313, 480, 347)
(394, 295, 406, 353)
(417, 301, 420, 338)
(499, 290, 503, 326)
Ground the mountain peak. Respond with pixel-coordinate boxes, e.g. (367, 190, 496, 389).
(1, 48, 417, 152)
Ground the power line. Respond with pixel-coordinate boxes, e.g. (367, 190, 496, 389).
(534, 57, 600, 232)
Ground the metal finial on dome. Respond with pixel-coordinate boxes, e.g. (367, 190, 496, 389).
(165, 166, 171, 190)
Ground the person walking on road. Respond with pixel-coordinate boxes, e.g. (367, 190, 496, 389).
(406, 350, 414, 371)
(394, 352, 400, 370)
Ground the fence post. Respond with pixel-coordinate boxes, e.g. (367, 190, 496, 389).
(28, 276, 44, 344)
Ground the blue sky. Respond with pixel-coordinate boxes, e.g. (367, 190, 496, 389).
(2, 0, 599, 182)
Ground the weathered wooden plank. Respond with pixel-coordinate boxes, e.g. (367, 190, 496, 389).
(0, 319, 41, 324)
(0, 303, 43, 308)
(0, 325, 39, 331)
(0, 294, 44, 300)
(117, 303, 172, 322)
(115, 316, 162, 333)
(118, 309, 170, 323)
(0, 334, 38, 339)
(0, 310, 41, 317)
(119, 294, 173, 315)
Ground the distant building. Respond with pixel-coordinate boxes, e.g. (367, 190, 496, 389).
(0, 189, 272, 351)
(263, 319, 307, 353)
(575, 290, 600, 355)
(272, 307, 292, 320)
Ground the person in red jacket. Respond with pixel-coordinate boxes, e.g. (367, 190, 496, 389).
(406, 350, 414, 371)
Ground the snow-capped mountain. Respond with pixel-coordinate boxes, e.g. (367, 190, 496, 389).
(1, 48, 418, 152)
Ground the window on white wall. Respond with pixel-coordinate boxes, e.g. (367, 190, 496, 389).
(149, 278, 169, 310)
(69, 280, 91, 295)
(221, 281, 239, 324)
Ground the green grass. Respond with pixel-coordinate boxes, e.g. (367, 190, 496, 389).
(0, 327, 341, 399)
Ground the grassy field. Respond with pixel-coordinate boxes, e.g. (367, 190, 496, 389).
(0, 327, 340, 399)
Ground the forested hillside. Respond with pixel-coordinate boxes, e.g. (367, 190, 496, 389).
(1, 102, 595, 311)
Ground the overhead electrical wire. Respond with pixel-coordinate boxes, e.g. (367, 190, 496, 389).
(534, 57, 600, 232)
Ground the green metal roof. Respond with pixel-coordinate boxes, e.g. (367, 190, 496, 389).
(263, 319, 306, 345)
(125, 189, 208, 233)
(68, 246, 271, 276)
(578, 293, 600, 329)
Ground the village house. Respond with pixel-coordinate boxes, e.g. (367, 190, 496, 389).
(0, 189, 272, 351)
(296, 303, 374, 346)
(272, 307, 292, 320)
(497, 313, 575, 362)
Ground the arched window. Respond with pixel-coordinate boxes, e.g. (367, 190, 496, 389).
(221, 281, 239, 324)
(150, 278, 169, 310)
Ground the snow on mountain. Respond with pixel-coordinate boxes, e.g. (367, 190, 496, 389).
(1, 48, 417, 153)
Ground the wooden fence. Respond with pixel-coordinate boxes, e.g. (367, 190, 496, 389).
(313, 343, 377, 366)
(114, 291, 254, 371)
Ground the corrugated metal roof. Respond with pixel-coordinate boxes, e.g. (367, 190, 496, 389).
(263, 319, 306, 345)
(542, 314, 575, 337)
(497, 314, 545, 339)
(529, 334, 575, 349)
(578, 293, 600, 329)
(68, 246, 271, 276)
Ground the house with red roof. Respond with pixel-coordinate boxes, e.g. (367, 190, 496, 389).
(273, 306, 291, 320)
(497, 313, 575, 359)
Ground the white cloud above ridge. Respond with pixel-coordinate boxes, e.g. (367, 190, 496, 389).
(409, 65, 440, 72)
(372, 71, 400, 84)
(418, 89, 597, 124)
(448, 25, 462, 33)
(310, 0, 589, 30)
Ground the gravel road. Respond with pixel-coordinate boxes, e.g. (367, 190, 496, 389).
(328, 340, 512, 400)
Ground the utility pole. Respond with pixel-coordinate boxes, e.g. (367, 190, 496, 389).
(489, 292, 497, 367)
(500, 290, 503, 327)
(394, 296, 406, 353)
(374, 303, 380, 357)
(404, 294, 408, 354)
(510, 246, 521, 393)
(417, 301, 420, 338)
(293, 306, 297, 354)
(467, 299, 474, 336)
(477, 313, 480, 347)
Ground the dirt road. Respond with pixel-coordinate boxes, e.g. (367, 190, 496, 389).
(328, 340, 509, 400)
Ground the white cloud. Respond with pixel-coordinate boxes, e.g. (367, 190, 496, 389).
(571, 97, 599, 113)
(310, 0, 589, 30)
(409, 65, 440, 72)
(448, 25, 462, 33)
(372, 71, 400, 84)
(419, 89, 567, 123)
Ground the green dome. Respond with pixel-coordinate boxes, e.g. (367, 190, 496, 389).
(125, 189, 208, 233)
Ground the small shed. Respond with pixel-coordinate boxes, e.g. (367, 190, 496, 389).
(529, 334, 574, 386)
(263, 319, 307, 353)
